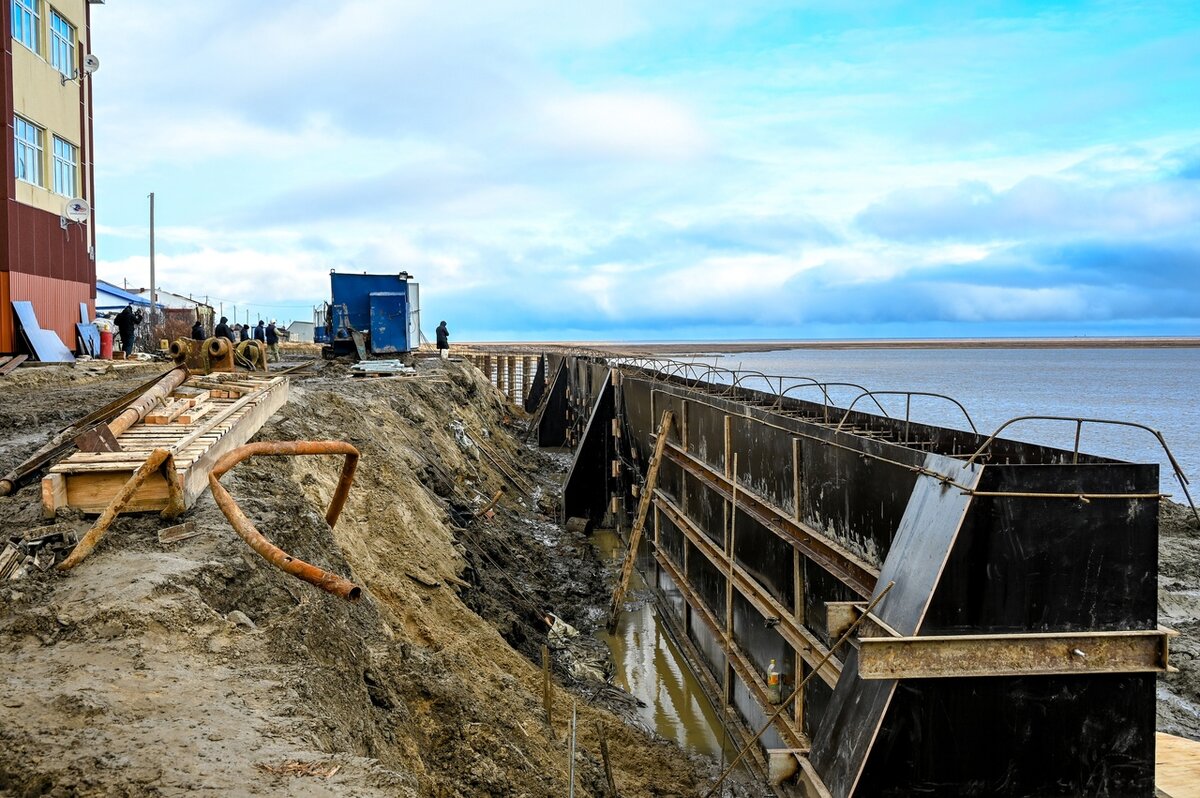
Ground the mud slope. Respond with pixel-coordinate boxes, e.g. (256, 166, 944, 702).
(0, 361, 699, 797)
(1158, 499, 1200, 740)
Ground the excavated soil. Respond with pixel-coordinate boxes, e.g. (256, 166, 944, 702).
(0, 359, 708, 797)
(1, 358, 1197, 798)
(1157, 499, 1200, 739)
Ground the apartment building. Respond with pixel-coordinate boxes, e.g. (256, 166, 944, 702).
(0, 0, 99, 354)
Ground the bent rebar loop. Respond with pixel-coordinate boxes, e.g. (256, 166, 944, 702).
(209, 440, 363, 601)
(961, 416, 1198, 523)
(837, 390, 978, 435)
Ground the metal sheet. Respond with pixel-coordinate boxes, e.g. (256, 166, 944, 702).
(561, 370, 614, 522)
(368, 292, 409, 354)
(809, 454, 983, 798)
(76, 322, 100, 357)
(12, 301, 75, 362)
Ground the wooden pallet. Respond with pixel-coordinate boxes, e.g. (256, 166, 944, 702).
(42, 373, 289, 517)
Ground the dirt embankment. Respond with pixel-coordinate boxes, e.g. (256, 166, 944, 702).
(0, 360, 702, 797)
(1158, 499, 1200, 739)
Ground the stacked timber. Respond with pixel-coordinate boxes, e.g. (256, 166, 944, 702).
(42, 373, 288, 518)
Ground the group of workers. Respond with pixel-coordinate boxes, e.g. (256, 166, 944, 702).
(112, 303, 452, 365)
(194, 317, 281, 362)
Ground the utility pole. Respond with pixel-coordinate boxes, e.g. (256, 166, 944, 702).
(148, 192, 156, 336)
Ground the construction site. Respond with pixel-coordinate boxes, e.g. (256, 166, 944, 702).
(0, 337, 1196, 798)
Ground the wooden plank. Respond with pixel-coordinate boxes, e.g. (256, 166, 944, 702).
(177, 403, 213, 425)
(180, 381, 290, 507)
(608, 409, 673, 625)
(61, 470, 172, 514)
(1157, 732, 1200, 798)
(171, 389, 211, 404)
(0, 353, 28, 375)
(41, 473, 66, 519)
(146, 398, 192, 424)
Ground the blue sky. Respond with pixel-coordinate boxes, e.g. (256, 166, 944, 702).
(90, 1, 1200, 340)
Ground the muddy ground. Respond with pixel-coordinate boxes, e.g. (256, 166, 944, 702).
(0, 357, 1197, 797)
(0, 358, 727, 797)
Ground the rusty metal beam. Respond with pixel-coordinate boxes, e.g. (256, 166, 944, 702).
(656, 491, 843, 689)
(825, 601, 902, 642)
(857, 627, 1177, 680)
(664, 442, 878, 598)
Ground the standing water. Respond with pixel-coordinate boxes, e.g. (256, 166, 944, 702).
(591, 529, 736, 760)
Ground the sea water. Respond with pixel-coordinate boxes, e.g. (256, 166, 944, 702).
(695, 347, 1200, 493)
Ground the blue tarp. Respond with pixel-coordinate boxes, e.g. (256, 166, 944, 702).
(96, 279, 159, 312)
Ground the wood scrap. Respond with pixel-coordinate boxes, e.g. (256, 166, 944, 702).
(0, 543, 23, 580)
(158, 521, 202, 544)
(177, 403, 213, 424)
(0, 354, 28, 375)
(146, 398, 192, 424)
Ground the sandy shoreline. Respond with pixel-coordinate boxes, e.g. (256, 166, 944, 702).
(459, 336, 1200, 354)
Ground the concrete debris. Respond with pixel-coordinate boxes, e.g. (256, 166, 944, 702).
(226, 610, 256, 629)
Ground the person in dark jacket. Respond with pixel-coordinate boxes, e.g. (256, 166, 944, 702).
(254, 320, 266, 342)
(436, 321, 450, 359)
(191, 320, 205, 341)
(113, 304, 141, 357)
(265, 320, 279, 362)
(214, 316, 235, 345)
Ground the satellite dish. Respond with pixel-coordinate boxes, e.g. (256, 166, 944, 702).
(82, 53, 100, 74)
(64, 198, 90, 223)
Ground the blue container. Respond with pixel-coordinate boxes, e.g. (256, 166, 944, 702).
(328, 272, 419, 355)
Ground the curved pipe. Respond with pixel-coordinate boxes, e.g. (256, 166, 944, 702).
(209, 440, 363, 601)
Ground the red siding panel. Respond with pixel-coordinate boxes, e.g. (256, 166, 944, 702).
(5, 271, 91, 353)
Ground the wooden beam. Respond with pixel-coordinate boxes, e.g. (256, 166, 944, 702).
(607, 409, 674, 627)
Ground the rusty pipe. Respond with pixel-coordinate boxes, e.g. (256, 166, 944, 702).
(207, 337, 231, 359)
(107, 366, 190, 439)
(208, 441, 362, 601)
(58, 448, 173, 570)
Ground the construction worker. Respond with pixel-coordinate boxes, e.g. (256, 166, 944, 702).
(191, 319, 205, 341)
(254, 320, 266, 343)
(214, 316, 235, 346)
(113, 304, 142, 358)
(265, 320, 280, 362)
(436, 320, 450, 359)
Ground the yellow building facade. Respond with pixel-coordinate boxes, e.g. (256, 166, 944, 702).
(1, 0, 99, 354)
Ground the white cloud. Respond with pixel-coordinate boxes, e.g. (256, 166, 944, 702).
(536, 91, 710, 160)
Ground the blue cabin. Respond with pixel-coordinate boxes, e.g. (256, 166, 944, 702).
(324, 271, 422, 357)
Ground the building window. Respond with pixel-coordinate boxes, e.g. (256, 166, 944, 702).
(12, 0, 39, 54)
(49, 9, 74, 78)
(52, 135, 76, 196)
(15, 116, 44, 186)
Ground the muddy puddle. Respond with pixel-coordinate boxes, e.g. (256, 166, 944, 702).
(591, 528, 736, 761)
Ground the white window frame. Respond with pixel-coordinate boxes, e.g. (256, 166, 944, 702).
(15, 115, 44, 187)
(52, 134, 76, 196)
(12, 0, 40, 54)
(49, 8, 74, 78)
